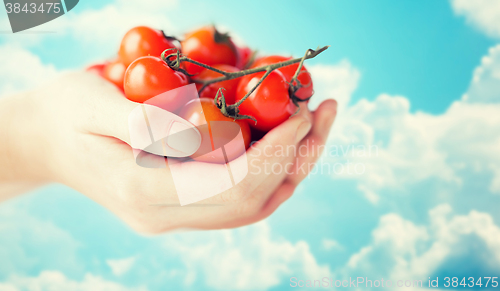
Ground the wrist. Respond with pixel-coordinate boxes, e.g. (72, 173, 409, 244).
(0, 92, 51, 184)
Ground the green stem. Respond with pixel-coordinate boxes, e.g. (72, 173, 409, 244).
(230, 69, 272, 108)
(290, 48, 310, 84)
(165, 45, 329, 94)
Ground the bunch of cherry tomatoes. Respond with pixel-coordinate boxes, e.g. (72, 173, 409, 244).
(87, 25, 315, 163)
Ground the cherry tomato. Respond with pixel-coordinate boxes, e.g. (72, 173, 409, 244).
(181, 26, 238, 75)
(86, 63, 107, 77)
(192, 64, 240, 103)
(251, 55, 313, 100)
(180, 98, 251, 164)
(103, 59, 126, 91)
(124, 56, 188, 110)
(236, 70, 295, 132)
(119, 26, 177, 67)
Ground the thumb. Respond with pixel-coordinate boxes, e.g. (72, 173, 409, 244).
(85, 72, 201, 157)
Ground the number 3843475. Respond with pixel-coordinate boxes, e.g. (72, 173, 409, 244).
(443, 277, 498, 288)
(5, 2, 62, 14)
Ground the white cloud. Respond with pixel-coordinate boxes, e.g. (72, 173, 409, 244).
(106, 257, 136, 277)
(0, 205, 81, 275)
(462, 44, 500, 103)
(451, 0, 500, 39)
(322, 239, 342, 251)
(344, 205, 500, 288)
(164, 221, 331, 290)
(63, 0, 179, 47)
(491, 164, 500, 193)
(0, 271, 148, 291)
(0, 0, 182, 97)
(308, 60, 360, 112)
(310, 59, 500, 201)
(372, 214, 429, 255)
(0, 201, 156, 290)
(0, 283, 17, 291)
(299, 3, 500, 203)
(0, 44, 59, 97)
(0, 0, 179, 54)
(345, 213, 429, 274)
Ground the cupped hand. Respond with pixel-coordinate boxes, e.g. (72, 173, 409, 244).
(4, 71, 337, 233)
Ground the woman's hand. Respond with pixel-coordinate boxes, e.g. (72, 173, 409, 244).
(0, 71, 337, 233)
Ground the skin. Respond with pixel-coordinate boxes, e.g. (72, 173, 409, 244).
(0, 71, 337, 234)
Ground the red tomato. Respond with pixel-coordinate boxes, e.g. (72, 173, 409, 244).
(86, 63, 107, 77)
(180, 98, 251, 163)
(235, 46, 253, 69)
(236, 70, 295, 132)
(119, 26, 177, 67)
(124, 56, 188, 110)
(103, 59, 126, 90)
(181, 26, 238, 75)
(251, 55, 313, 100)
(192, 64, 240, 103)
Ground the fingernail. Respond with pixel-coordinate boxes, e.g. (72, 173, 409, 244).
(166, 122, 201, 155)
(295, 121, 312, 143)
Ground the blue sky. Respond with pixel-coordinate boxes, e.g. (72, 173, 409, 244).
(1, 0, 496, 113)
(1, 0, 500, 290)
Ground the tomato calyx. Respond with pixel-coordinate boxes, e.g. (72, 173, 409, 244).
(287, 48, 321, 115)
(213, 27, 231, 45)
(212, 26, 239, 57)
(160, 30, 182, 45)
(214, 88, 257, 124)
(288, 90, 306, 116)
(289, 78, 313, 103)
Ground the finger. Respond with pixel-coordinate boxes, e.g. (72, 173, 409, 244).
(82, 72, 201, 157)
(78, 72, 137, 144)
(233, 99, 337, 223)
(128, 104, 201, 157)
(286, 99, 338, 186)
(237, 102, 312, 192)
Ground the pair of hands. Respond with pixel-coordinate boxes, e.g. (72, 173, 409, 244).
(0, 72, 337, 234)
